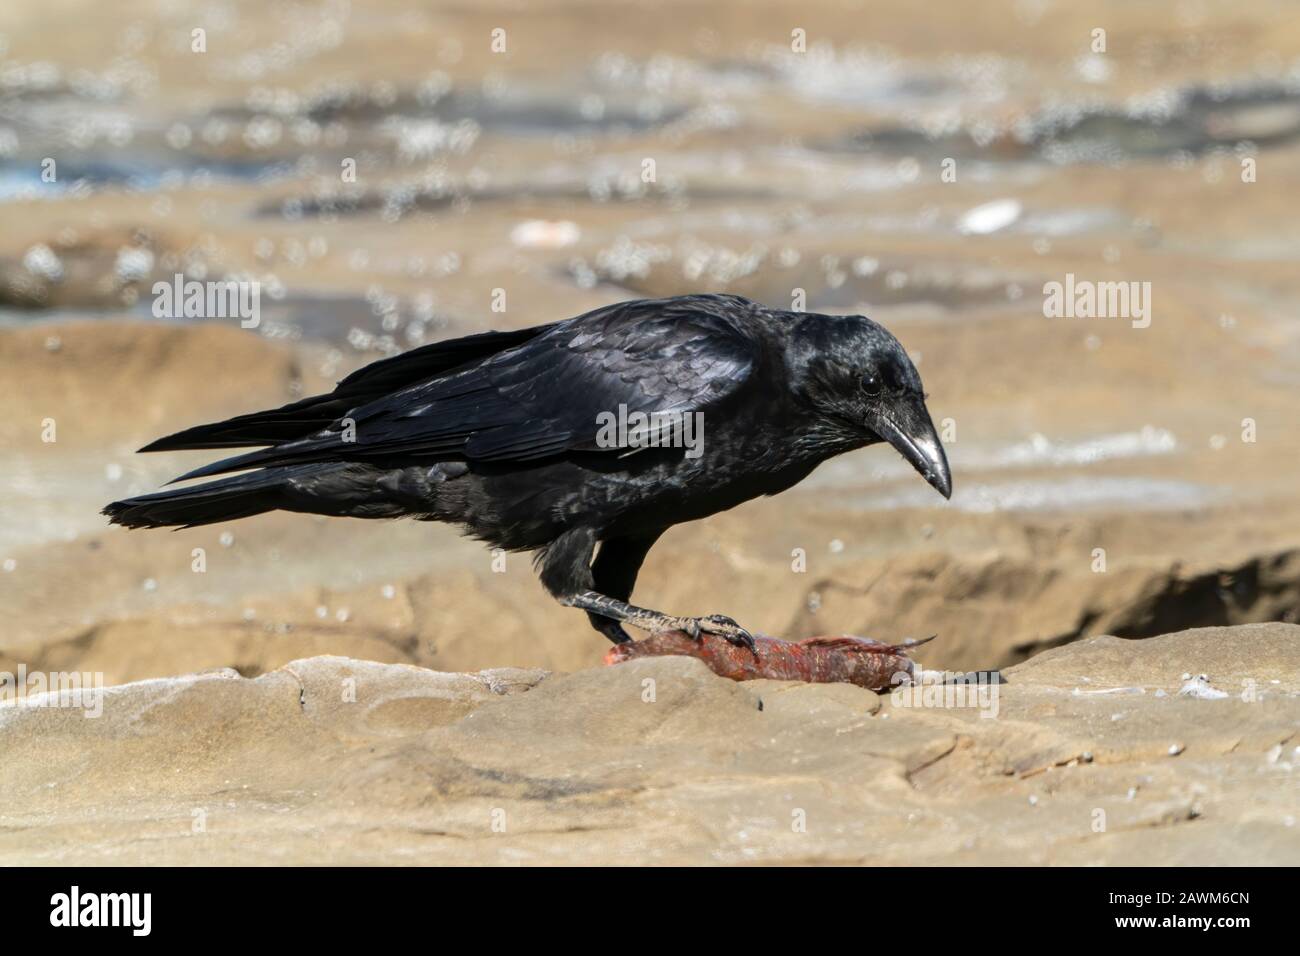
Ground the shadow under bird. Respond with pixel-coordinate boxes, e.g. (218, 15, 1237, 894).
(105, 294, 951, 648)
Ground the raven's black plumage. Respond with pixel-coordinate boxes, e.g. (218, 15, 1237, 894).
(105, 294, 951, 645)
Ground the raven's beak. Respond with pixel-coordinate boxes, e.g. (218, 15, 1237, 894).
(874, 400, 952, 500)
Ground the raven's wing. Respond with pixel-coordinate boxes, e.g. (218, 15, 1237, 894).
(172, 295, 761, 480)
(141, 324, 558, 451)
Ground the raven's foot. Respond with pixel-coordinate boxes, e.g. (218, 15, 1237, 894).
(677, 613, 757, 654)
(629, 609, 757, 654)
(564, 590, 757, 653)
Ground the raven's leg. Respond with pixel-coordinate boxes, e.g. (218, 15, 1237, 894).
(566, 592, 756, 651)
(538, 527, 755, 650)
(585, 530, 665, 644)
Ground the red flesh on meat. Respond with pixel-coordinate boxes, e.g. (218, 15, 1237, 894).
(605, 631, 930, 691)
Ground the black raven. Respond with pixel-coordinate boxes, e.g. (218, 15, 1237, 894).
(104, 294, 951, 648)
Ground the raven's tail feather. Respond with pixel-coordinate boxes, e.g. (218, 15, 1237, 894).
(103, 468, 297, 529)
(104, 462, 424, 529)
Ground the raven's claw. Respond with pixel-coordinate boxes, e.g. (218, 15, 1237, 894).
(617, 604, 758, 655)
(696, 614, 758, 655)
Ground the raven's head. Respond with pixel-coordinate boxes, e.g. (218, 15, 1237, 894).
(788, 313, 951, 500)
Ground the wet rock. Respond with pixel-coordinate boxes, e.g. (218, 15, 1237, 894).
(826, 84, 1300, 164)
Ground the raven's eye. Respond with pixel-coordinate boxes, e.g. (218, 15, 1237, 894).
(861, 373, 882, 396)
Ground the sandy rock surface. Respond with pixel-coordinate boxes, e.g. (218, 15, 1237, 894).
(1, 623, 1295, 865)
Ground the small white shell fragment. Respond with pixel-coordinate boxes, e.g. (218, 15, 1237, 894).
(1177, 674, 1229, 699)
(23, 243, 64, 281)
(957, 198, 1022, 236)
(510, 220, 581, 249)
(1073, 686, 1145, 696)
